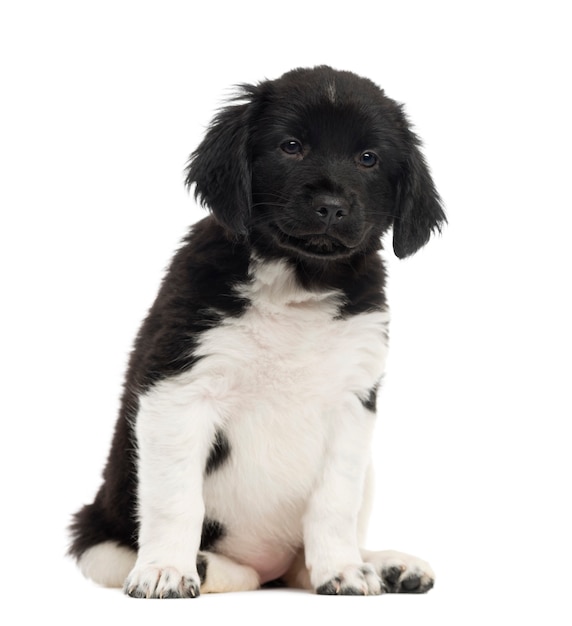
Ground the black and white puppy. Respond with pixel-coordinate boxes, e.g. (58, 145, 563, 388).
(69, 66, 445, 598)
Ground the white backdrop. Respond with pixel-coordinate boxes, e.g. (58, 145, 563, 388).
(1, 1, 570, 624)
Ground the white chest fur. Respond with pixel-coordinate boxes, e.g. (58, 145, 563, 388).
(193, 257, 389, 401)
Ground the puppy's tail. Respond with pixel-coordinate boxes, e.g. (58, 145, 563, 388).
(68, 500, 137, 588)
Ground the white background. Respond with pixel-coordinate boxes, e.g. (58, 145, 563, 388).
(1, 1, 570, 623)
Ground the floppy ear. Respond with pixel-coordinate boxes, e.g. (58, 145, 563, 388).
(185, 97, 253, 236)
(392, 127, 446, 259)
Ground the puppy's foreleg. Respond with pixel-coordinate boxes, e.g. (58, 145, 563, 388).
(124, 377, 219, 599)
(303, 397, 383, 595)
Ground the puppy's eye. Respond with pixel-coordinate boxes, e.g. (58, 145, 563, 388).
(359, 151, 378, 168)
(280, 140, 303, 156)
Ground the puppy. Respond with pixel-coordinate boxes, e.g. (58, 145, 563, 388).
(69, 66, 445, 598)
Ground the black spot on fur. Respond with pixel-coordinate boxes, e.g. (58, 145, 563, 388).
(205, 430, 231, 475)
(196, 553, 208, 584)
(200, 518, 225, 551)
(359, 384, 379, 413)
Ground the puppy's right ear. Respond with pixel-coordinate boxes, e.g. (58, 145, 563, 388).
(185, 94, 254, 236)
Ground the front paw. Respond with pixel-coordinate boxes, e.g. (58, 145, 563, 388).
(315, 564, 383, 596)
(124, 566, 200, 599)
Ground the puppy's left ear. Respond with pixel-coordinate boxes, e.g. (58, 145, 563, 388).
(185, 96, 253, 236)
(392, 125, 446, 259)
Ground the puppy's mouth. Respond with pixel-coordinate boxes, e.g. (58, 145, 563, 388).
(270, 225, 356, 259)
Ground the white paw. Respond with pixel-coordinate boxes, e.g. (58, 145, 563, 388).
(315, 563, 384, 596)
(363, 550, 435, 593)
(124, 565, 200, 599)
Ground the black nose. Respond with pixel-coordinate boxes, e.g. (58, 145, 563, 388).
(312, 194, 349, 225)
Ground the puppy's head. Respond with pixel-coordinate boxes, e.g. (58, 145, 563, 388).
(186, 66, 445, 260)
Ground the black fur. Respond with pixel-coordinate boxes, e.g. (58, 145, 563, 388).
(68, 219, 250, 559)
(187, 65, 445, 259)
(205, 430, 231, 476)
(359, 385, 379, 413)
(69, 66, 444, 568)
(200, 518, 226, 551)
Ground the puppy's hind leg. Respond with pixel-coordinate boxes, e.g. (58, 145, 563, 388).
(198, 552, 260, 594)
(77, 542, 261, 595)
(78, 541, 136, 588)
(361, 549, 435, 593)
(282, 549, 312, 591)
